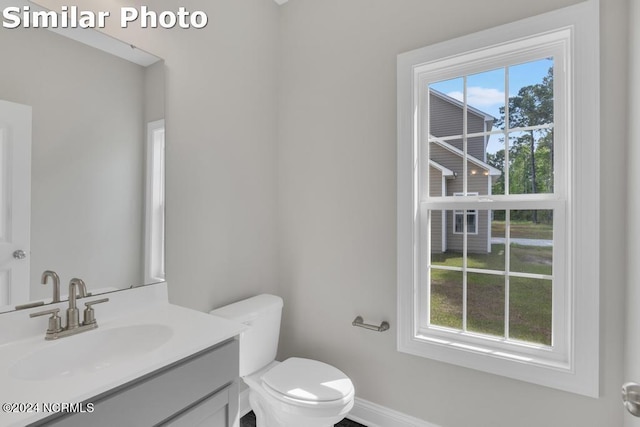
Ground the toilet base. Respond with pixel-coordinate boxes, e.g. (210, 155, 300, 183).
(249, 389, 348, 427)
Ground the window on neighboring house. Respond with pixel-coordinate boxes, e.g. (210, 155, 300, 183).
(453, 193, 478, 234)
(397, 1, 599, 397)
(145, 119, 165, 283)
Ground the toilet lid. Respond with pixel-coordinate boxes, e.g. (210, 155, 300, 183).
(262, 358, 354, 403)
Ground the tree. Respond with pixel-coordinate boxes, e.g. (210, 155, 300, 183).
(493, 66, 554, 223)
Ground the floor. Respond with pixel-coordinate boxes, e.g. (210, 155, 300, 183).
(240, 411, 367, 427)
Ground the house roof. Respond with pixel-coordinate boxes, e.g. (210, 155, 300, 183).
(429, 134, 502, 176)
(430, 88, 497, 123)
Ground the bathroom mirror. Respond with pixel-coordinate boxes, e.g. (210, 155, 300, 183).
(0, 5, 165, 313)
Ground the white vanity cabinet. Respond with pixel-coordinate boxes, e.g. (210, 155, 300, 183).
(33, 339, 239, 427)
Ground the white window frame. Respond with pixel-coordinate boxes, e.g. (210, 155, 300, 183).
(397, 1, 600, 397)
(144, 119, 166, 283)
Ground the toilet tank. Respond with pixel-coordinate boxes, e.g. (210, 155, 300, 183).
(209, 294, 283, 376)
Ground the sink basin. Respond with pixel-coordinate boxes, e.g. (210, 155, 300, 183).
(11, 324, 173, 381)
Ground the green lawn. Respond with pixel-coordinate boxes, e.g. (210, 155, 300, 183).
(430, 243, 552, 345)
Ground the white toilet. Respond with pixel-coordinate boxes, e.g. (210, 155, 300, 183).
(210, 294, 355, 427)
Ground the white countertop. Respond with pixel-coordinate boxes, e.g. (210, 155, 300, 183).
(0, 283, 245, 426)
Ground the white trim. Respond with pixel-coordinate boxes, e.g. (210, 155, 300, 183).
(239, 390, 438, 427)
(397, 0, 600, 397)
(0, 100, 32, 307)
(25, 1, 162, 66)
(144, 119, 166, 284)
(349, 398, 439, 427)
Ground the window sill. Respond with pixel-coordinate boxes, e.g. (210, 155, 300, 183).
(398, 332, 596, 397)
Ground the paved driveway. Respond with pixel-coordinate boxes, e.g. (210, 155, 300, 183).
(491, 237, 553, 247)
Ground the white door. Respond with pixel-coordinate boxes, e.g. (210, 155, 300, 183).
(0, 100, 31, 311)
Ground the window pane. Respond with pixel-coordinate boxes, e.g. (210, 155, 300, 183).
(467, 68, 504, 167)
(468, 273, 505, 338)
(428, 78, 466, 197)
(509, 277, 552, 346)
(506, 59, 554, 195)
(429, 78, 464, 139)
(431, 209, 462, 267)
(430, 209, 447, 258)
(509, 210, 553, 276)
(453, 210, 464, 234)
(507, 58, 554, 131)
(489, 210, 506, 271)
(428, 161, 451, 197)
(486, 136, 505, 196)
(429, 140, 463, 199)
(467, 211, 477, 233)
(430, 269, 463, 330)
(507, 130, 553, 195)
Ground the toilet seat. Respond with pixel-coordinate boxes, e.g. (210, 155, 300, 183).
(252, 357, 355, 413)
(261, 358, 354, 404)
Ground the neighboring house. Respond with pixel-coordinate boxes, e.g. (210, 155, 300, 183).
(429, 89, 501, 254)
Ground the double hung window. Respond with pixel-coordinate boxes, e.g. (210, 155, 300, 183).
(397, 1, 599, 396)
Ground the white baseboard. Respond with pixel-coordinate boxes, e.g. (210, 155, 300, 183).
(349, 397, 439, 427)
(238, 389, 438, 427)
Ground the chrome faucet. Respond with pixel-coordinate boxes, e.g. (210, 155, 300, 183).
(30, 278, 108, 340)
(41, 270, 61, 303)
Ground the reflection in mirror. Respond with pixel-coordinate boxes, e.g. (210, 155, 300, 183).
(0, 9, 165, 313)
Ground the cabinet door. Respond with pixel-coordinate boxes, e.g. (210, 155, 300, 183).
(163, 381, 238, 427)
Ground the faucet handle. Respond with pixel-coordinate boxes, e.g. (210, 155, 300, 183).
(84, 298, 109, 307)
(30, 308, 63, 336)
(83, 298, 109, 326)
